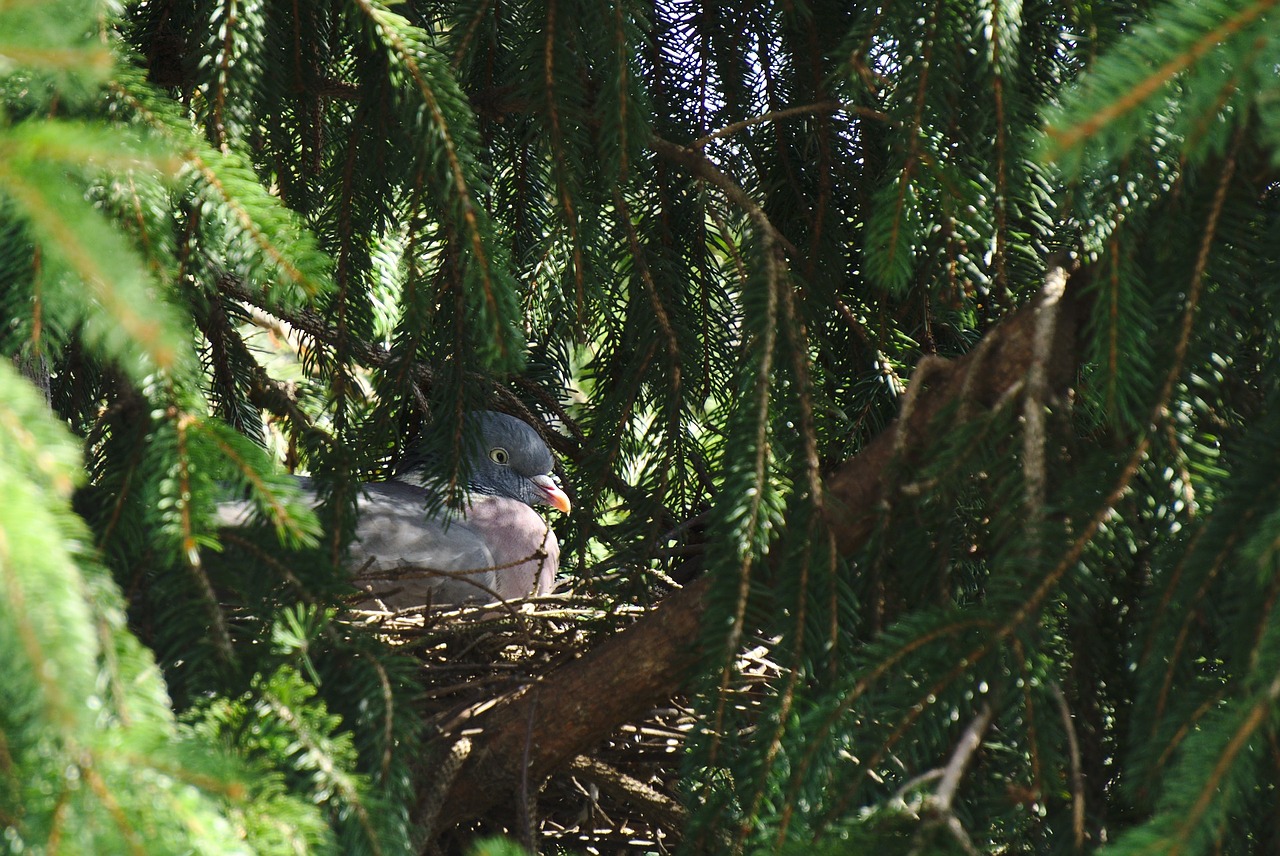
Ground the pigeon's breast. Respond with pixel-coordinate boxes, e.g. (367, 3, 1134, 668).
(217, 477, 559, 608)
(456, 494, 559, 600)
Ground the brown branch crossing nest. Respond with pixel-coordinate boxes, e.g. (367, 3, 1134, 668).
(353, 592, 782, 854)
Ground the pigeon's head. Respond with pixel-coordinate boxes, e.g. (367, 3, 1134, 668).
(398, 411, 571, 513)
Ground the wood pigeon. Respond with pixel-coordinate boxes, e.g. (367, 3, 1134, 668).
(219, 411, 570, 608)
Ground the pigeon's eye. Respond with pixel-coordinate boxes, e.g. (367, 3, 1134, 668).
(489, 448, 509, 465)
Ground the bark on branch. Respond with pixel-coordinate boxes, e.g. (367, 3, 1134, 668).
(427, 268, 1085, 831)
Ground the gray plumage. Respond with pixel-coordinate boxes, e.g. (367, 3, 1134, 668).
(218, 412, 569, 608)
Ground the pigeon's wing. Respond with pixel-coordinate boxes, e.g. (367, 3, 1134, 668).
(348, 481, 501, 608)
(213, 497, 256, 528)
(216, 477, 501, 608)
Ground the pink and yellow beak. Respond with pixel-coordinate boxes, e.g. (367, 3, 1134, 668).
(531, 474, 572, 514)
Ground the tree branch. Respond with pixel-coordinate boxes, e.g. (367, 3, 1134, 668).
(426, 573, 709, 829)
(427, 268, 1087, 829)
(1050, 682, 1086, 853)
(566, 755, 687, 834)
(650, 136, 801, 260)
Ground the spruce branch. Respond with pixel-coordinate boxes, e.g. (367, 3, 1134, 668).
(263, 687, 384, 854)
(216, 531, 314, 601)
(613, 188, 681, 385)
(646, 134, 802, 786)
(1044, 0, 1280, 160)
(1168, 670, 1280, 856)
(706, 210, 781, 773)
(217, 274, 432, 390)
(351, 0, 510, 362)
(989, 0, 1010, 301)
(426, 267, 1087, 832)
(173, 410, 236, 668)
(735, 274, 834, 847)
(543, 0, 585, 311)
(81, 758, 146, 856)
(449, 0, 494, 70)
(1151, 137, 1239, 421)
(650, 136, 801, 260)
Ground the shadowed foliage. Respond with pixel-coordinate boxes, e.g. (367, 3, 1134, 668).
(6, 1, 1280, 854)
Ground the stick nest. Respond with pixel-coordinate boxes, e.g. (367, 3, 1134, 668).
(353, 590, 765, 854)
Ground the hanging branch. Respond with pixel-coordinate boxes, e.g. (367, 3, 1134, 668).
(216, 273, 666, 519)
(650, 136, 800, 259)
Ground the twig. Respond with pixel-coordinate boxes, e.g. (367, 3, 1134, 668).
(1050, 683, 1086, 852)
(412, 736, 472, 855)
(518, 688, 540, 853)
(691, 99, 889, 148)
(891, 768, 944, 807)
(934, 703, 993, 812)
(1023, 265, 1069, 525)
(650, 136, 801, 260)
(567, 756, 687, 837)
(905, 703, 993, 856)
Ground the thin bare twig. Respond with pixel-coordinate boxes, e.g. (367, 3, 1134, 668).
(1023, 264, 1069, 524)
(905, 703, 993, 856)
(1050, 683, 1086, 852)
(518, 688, 540, 853)
(934, 703, 994, 812)
(692, 99, 889, 148)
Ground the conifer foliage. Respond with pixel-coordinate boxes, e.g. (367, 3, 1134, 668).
(5, 0, 1280, 853)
